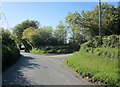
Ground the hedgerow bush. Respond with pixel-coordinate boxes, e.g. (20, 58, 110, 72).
(31, 45, 74, 54)
(81, 35, 119, 59)
(81, 35, 119, 49)
(93, 47, 119, 59)
(2, 29, 20, 71)
(102, 35, 119, 48)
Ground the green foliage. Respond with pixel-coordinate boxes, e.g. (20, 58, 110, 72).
(30, 48, 45, 54)
(11, 3, 119, 54)
(22, 27, 37, 47)
(92, 72, 119, 86)
(45, 46, 74, 53)
(13, 20, 39, 49)
(65, 12, 81, 30)
(65, 3, 119, 39)
(22, 26, 53, 48)
(102, 35, 119, 48)
(65, 51, 119, 86)
(22, 24, 78, 52)
(66, 34, 119, 85)
(30, 45, 74, 54)
(1, 29, 20, 71)
(81, 35, 119, 59)
(81, 35, 119, 48)
(65, 12, 85, 48)
(93, 47, 118, 59)
(54, 21, 67, 45)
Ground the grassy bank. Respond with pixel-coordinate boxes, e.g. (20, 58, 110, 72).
(30, 46, 73, 55)
(65, 50, 119, 86)
(30, 48, 45, 54)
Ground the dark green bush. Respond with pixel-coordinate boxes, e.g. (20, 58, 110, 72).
(102, 35, 119, 48)
(81, 35, 119, 50)
(93, 47, 118, 59)
(2, 30, 20, 71)
(80, 35, 119, 59)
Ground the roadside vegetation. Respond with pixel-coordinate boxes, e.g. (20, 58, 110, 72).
(66, 35, 119, 86)
(30, 48, 45, 54)
(12, 20, 84, 54)
(1, 29, 20, 71)
(66, 51, 119, 86)
(30, 46, 74, 54)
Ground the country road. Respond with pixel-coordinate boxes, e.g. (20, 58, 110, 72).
(3, 52, 90, 85)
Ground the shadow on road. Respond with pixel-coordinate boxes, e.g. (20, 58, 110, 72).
(2, 55, 40, 85)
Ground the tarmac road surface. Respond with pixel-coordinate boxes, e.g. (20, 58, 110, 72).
(3, 52, 91, 85)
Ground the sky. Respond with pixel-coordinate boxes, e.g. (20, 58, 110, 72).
(1, 2, 119, 29)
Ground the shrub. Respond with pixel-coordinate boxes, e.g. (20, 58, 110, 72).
(81, 35, 119, 59)
(93, 47, 118, 59)
(81, 35, 119, 50)
(2, 30, 20, 71)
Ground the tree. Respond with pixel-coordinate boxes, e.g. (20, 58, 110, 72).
(81, 3, 119, 37)
(13, 20, 40, 49)
(101, 3, 119, 35)
(65, 3, 119, 41)
(54, 21, 67, 45)
(22, 27, 36, 48)
(65, 12, 81, 32)
(65, 12, 85, 49)
(22, 26, 53, 48)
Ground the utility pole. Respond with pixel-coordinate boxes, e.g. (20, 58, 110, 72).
(98, 0, 102, 46)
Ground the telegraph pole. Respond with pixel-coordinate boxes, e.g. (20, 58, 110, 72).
(98, 0, 102, 46)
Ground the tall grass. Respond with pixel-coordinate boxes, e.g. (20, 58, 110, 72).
(65, 50, 119, 86)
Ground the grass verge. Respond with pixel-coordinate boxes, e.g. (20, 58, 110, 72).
(30, 48, 45, 54)
(65, 50, 119, 86)
(30, 47, 73, 54)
